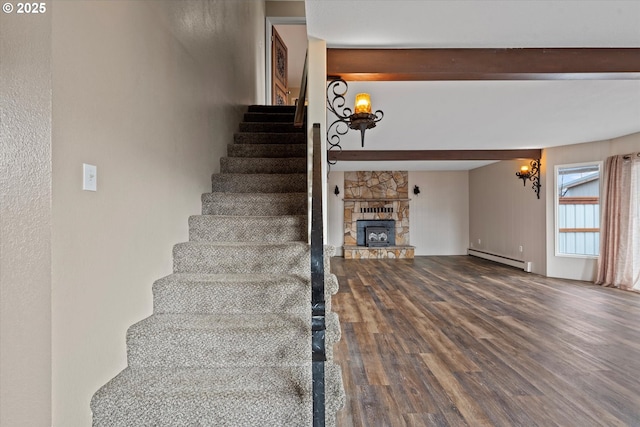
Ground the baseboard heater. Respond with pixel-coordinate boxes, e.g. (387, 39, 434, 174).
(467, 248, 532, 273)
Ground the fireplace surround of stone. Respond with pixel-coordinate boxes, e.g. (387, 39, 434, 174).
(342, 171, 415, 259)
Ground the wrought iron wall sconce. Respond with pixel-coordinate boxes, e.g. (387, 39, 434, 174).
(327, 77, 383, 165)
(334, 185, 340, 196)
(413, 185, 420, 196)
(516, 159, 542, 199)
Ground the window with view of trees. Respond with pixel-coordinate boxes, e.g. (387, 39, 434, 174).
(555, 162, 602, 257)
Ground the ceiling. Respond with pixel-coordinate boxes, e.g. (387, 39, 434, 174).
(305, 0, 640, 171)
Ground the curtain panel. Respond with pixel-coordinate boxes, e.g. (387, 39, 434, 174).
(596, 152, 640, 292)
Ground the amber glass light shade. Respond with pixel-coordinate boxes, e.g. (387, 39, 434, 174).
(520, 165, 529, 173)
(354, 93, 372, 114)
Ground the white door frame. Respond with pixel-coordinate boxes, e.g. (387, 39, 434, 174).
(265, 17, 306, 105)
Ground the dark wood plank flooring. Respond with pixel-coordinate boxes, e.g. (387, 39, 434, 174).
(330, 256, 640, 427)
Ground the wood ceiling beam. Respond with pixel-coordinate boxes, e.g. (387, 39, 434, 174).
(327, 48, 640, 81)
(328, 149, 542, 162)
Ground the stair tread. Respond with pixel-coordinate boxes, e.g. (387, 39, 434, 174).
(211, 173, 306, 193)
(244, 112, 296, 122)
(133, 307, 340, 343)
(248, 105, 298, 113)
(203, 191, 306, 200)
(191, 214, 306, 219)
(152, 273, 310, 315)
(127, 313, 313, 368)
(226, 143, 306, 158)
(96, 365, 313, 393)
(213, 172, 306, 177)
(175, 240, 308, 248)
(234, 132, 306, 144)
(220, 157, 306, 174)
(130, 312, 309, 331)
(92, 364, 343, 427)
(173, 241, 309, 275)
(189, 214, 306, 241)
(201, 192, 306, 216)
(239, 122, 305, 132)
(155, 272, 309, 285)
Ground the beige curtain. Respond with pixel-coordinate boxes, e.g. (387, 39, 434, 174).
(596, 152, 640, 292)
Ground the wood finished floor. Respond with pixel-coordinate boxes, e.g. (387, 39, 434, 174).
(330, 256, 640, 427)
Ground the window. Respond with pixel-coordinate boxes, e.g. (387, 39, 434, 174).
(555, 162, 602, 257)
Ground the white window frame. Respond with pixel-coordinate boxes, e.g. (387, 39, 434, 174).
(554, 161, 603, 259)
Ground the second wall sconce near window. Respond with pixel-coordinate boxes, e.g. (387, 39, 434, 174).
(334, 185, 340, 196)
(516, 159, 542, 199)
(327, 78, 384, 165)
(413, 185, 420, 196)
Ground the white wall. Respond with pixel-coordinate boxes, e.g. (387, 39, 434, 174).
(469, 159, 547, 275)
(327, 171, 345, 254)
(410, 171, 469, 255)
(308, 37, 328, 240)
(50, 1, 266, 425)
(327, 171, 469, 256)
(0, 9, 52, 426)
(545, 132, 640, 281)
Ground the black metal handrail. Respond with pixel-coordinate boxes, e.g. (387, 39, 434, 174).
(310, 123, 326, 427)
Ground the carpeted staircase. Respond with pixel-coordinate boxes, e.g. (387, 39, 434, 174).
(91, 105, 344, 426)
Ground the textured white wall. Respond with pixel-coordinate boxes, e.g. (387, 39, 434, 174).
(410, 171, 470, 255)
(469, 160, 547, 275)
(544, 132, 640, 281)
(327, 171, 345, 255)
(0, 9, 53, 427)
(50, 1, 265, 425)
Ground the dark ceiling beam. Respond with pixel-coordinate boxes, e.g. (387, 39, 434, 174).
(328, 149, 542, 162)
(327, 48, 640, 81)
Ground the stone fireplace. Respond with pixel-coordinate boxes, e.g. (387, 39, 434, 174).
(343, 171, 415, 259)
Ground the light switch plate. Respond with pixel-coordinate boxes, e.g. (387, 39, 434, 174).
(83, 163, 97, 191)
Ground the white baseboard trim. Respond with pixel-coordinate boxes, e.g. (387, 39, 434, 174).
(468, 248, 531, 272)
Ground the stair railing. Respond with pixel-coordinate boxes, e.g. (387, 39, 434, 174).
(294, 49, 308, 128)
(310, 123, 326, 427)
(295, 46, 325, 426)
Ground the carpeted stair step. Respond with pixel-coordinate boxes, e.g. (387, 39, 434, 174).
(248, 104, 297, 114)
(220, 157, 306, 174)
(239, 122, 304, 133)
(91, 363, 343, 427)
(189, 215, 306, 243)
(234, 132, 305, 145)
(173, 241, 309, 275)
(151, 273, 339, 317)
(324, 311, 341, 361)
(152, 274, 340, 347)
(201, 192, 306, 216)
(244, 112, 295, 123)
(153, 273, 309, 315)
(326, 273, 339, 297)
(227, 143, 306, 158)
(127, 313, 309, 368)
(211, 173, 306, 193)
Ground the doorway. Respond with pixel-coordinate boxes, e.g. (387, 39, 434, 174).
(266, 18, 307, 106)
